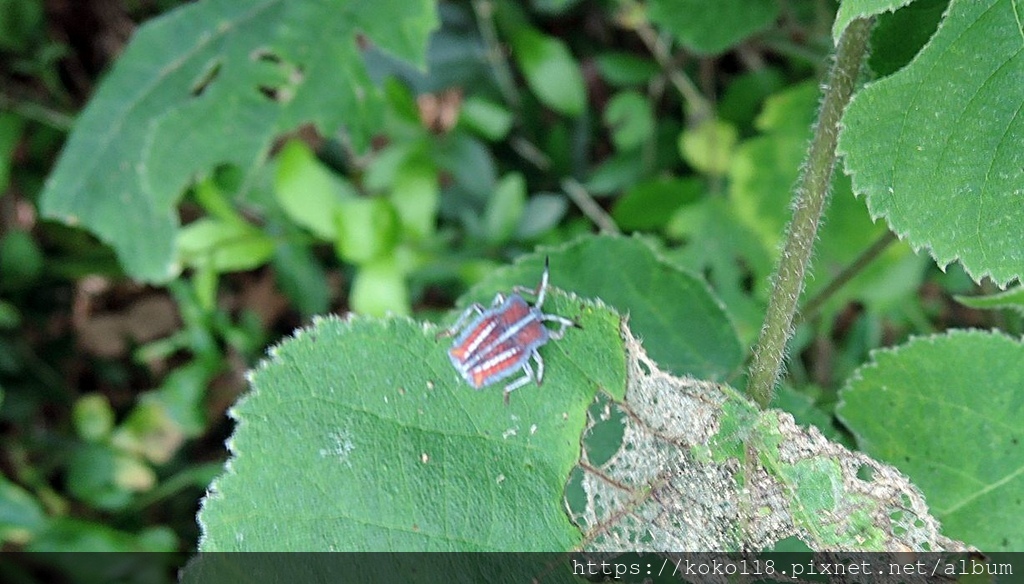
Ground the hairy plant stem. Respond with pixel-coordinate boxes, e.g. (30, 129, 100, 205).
(746, 18, 873, 408)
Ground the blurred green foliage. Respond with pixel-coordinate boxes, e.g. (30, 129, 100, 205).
(0, 0, 1019, 573)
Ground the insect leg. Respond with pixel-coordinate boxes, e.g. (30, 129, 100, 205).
(533, 349, 545, 385)
(512, 256, 551, 308)
(435, 302, 486, 340)
(542, 314, 580, 339)
(503, 360, 536, 404)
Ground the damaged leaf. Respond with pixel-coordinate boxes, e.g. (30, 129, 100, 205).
(571, 324, 968, 553)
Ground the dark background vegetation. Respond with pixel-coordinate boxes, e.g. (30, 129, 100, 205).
(0, 0, 1012, 567)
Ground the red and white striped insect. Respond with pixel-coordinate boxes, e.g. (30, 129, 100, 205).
(439, 258, 578, 403)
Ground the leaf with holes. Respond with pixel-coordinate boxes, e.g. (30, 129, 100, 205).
(197, 251, 968, 554)
(39, 0, 437, 281)
(570, 328, 968, 552)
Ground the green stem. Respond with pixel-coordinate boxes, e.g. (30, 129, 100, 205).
(0, 91, 74, 131)
(746, 18, 873, 408)
(472, 0, 521, 110)
(633, 21, 712, 123)
(562, 178, 620, 234)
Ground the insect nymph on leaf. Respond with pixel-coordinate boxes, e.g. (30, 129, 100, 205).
(438, 257, 579, 404)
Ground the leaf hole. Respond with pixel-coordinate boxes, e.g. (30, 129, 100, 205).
(251, 48, 282, 64)
(258, 85, 282, 102)
(562, 466, 588, 527)
(191, 60, 222, 97)
(637, 358, 651, 376)
(855, 463, 874, 482)
(738, 257, 756, 293)
(250, 48, 302, 104)
(582, 397, 625, 467)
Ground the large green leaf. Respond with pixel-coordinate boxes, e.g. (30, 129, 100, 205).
(464, 236, 744, 381)
(199, 297, 625, 550)
(838, 0, 1024, 286)
(40, 0, 437, 281)
(648, 0, 779, 55)
(837, 330, 1024, 551)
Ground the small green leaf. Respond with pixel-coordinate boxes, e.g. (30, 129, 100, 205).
(0, 475, 46, 545)
(648, 0, 779, 55)
(603, 90, 655, 152)
(29, 519, 177, 553)
(67, 444, 141, 510)
(0, 112, 24, 192)
(0, 230, 43, 290)
(611, 176, 701, 231)
(0, 0, 43, 52)
(434, 133, 497, 199)
(272, 240, 331, 316)
(364, 142, 415, 192)
(274, 140, 353, 239)
(838, 330, 1024, 551)
(839, 0, 1024, 286)
(151, 360, 217, 438)
(955, 286, 1024, 315)
(585, 152, 645, 196)
(0, 301, 15, 329)
(391, 160, 439, 240)
(679, 118, 738, 177)
(193, 174, 243, 223)
(334, 197, 399, 265)
(198, 297, 624, 550)
(516, 193, 568, 240)
(511, 28, 586, 117)
(176, 218, 275, 273)
(466, 236, 743, 381)
(73, 394, 116, 442)
(458, 96, 513, 140)
(350, 257, 410, 316)
(718, 69, 785, 128)
(484, 173, 527, 244)
(111, 399, 185, 465)
(594, 52, 659, 87)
